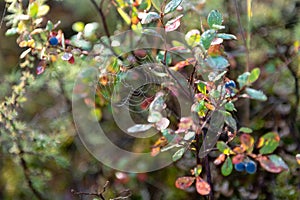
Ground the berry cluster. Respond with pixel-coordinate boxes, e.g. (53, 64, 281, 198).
(234, 160, 257, 174)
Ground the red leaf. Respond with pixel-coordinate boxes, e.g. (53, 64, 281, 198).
(240, 134, 254, 153)
(196, 177, 211, 195)
(175, 176, 195, 190)
(165, 15, 183, 32)
(257, 155, 288, 173)
(232, 154, 245, 164)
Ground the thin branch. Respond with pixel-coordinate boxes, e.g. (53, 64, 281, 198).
(233, 0, 250, 72)
(19, 147, 46, 200)
(71, 181, 109, 200)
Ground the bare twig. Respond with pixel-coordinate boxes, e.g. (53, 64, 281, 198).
(233, 0, 250, 72)
(71, 181, 109, 200)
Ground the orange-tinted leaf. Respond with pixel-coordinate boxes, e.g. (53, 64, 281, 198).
(214, 153, 225, 165)
(296, 154, 300, 165)
(175, 176, 195, 190)
(170, 60, 190, 71)
(232, 154, 245, 164)
(233, 146, 245, 154)
(207, 44, 223, 56)
(205, 102, 215, 111)
(151, 136, 168, 156)
(240, 134, 254, 153)
(257, 132, 280, 154)
(196, 177, 211, 195)
(257, 155, 288, 173)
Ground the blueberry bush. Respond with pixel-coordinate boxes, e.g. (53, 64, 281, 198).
(0, 0, 299, 199)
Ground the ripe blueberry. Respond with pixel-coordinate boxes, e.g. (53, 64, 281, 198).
(49, 37, 59, 46)
(234, 162, 245, 172)
(245, 160, 257, 174)
(225, 80, 236, 89)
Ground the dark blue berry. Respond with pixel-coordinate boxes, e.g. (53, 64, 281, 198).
(49, 37, 59, 46)
(245, 160, 257, 174)
(234, 162, 245, 172)
(225, 80, 236, 89)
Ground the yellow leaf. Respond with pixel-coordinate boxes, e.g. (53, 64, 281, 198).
(37, 5, 50, 17)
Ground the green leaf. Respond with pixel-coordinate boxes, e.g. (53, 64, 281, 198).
(237, 72, 250, 88)
(156, 51, 172, 65)
(217, 141, 232, 155)
(5, 28, 18, 36)
(172, 148, 185, 161)
(249, 67, 260, 84)
(141, 12, 160, 24)
(193, 165, 202, 176)
(257, 132, 280, 154)
(224, 113, 237, 131)
(127, 124, 153, 133)
(217, 33, 237, 40)
(207, 10, 223, 29)
(197, 82, 206, 94)
(151, 0, 164, 11)
(205, 56, 229, 70)
(164, 0, 183, 14)
(72, 22, 85, 32)
(46, 20, 53, 31)
(200, 30, 216, 50)
(225, 102, 236, 111)
(221, 156, 233, 176)
(245, 88, 267, 101)
(28, 2, 39, 18)
(238, 127, 253, 133)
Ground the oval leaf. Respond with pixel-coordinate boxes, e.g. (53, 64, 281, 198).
(240, 134, 254, 153)
(196, 177, 211, 195)
(238, 127, 253, 133)
(207, 10, 223, 29)
(200, 30, 216, 50)
(245, 88, 267, 101)
(258, 155, 288, 173)
(127, 124, 153, 133)
(175, 176, 195, 190)
(217, 33, 237, 40)
(141, 12, 160, 24)
(172, 148, 185, 161)
(257, 132, 280, 154)
(221, 156, 233, 176)
(249, 68, 260, 83)
(165, 15, 183, 32)
(164, 0, 183, 14)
